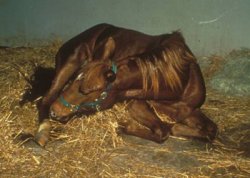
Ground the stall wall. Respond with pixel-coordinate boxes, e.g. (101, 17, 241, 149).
(0, 0, 249, 55)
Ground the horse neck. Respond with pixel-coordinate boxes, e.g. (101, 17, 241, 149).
(113, 58, 142, 90)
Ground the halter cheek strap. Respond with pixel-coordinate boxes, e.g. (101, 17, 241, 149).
(80, 83, 111, 111)
(59, 95, 80, 111)
(59, 62, 117, 112)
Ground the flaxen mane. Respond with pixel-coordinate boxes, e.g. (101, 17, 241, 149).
(135, 32, 196, 98)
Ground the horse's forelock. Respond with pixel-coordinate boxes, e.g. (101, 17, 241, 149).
(83, 61, 108, 82)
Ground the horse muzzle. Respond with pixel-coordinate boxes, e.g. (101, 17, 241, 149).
(49, 102, 74, 123)
(50, 108, 73, 123)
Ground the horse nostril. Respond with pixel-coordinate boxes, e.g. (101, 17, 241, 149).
(50, 109, 57, 119)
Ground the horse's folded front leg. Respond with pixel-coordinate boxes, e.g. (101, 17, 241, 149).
(119, 119, 169, 143)
(124, 100, 172, 143)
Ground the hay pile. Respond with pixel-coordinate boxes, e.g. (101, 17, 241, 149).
(209, 48, 250, 96)
(0, 45, 250, 177)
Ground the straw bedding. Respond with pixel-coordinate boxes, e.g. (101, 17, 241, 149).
(0, 43, 249, 177)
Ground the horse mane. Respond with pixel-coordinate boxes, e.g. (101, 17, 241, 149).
(135, 31, 196, 98)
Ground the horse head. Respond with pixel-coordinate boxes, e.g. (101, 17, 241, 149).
(50, 37, 117, 122)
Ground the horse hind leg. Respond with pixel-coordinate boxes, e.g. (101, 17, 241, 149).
(171, 109, 217, 141)
(120, 100, 172, 143)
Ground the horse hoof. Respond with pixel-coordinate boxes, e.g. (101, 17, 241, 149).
(13, 132, 34, 144)
(34, 119, 52, 147)
(13, 132, 44, 148)
(34, 131, 49, 147)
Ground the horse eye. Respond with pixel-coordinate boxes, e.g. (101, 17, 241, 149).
(104, 70, 116, 83)
(79, 88, 85, 95)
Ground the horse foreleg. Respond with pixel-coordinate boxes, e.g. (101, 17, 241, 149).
(119, 120, 168, 143)
(34, 64, 77, 146)
(35, 45, 87, 146)
(121, 100, 172, 143)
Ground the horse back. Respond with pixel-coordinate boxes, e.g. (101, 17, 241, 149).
(55, 24, 190, 67)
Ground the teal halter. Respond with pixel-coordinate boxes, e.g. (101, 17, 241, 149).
(59, 62, 117, 112)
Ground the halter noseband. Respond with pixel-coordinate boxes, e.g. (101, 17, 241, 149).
(59, 62, 117, 112)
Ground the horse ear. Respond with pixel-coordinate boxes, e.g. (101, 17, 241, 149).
(94, 37, 115, 60)
(100, 37, 115, 60)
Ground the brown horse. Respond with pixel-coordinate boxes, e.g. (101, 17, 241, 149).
(35, 24, 217, 146)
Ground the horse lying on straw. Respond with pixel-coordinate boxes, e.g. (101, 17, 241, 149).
(33, 24, 217, 146)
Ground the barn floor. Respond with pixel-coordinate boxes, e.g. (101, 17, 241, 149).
(0, 45, 250, 177)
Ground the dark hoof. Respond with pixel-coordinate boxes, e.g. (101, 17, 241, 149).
(116, 125, 126, 135)
(13, 132, 34, 144)
(13, 132, 44, 148)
